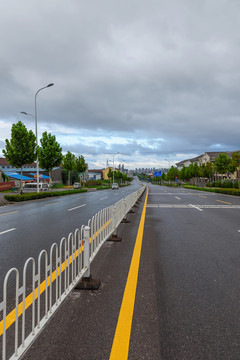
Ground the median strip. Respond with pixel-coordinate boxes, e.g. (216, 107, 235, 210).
(109, 188, 148, 360)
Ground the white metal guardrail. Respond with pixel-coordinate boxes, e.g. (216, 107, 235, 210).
(0, 186, 146, 360)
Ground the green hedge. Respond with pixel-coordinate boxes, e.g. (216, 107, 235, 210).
(96, 186, 112, 190)
(183, 185, 240, 196)
(4, 188, 87, 202)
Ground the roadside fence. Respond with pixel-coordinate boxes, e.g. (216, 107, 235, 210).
(0, 185, 146, 360)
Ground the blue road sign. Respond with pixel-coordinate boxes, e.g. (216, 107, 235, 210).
(154, 171, 162, 177)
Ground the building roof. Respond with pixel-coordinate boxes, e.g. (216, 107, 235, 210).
(0, 158, 36, 166)
(4, 171, 33, 181)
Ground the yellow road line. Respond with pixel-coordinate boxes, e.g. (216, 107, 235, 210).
(216, 200, 232, 205)
(109, 188, 148, 360)
(0, 218, 112, 336)
(44, 202, 60, 206)
(0, 211, 18, 217)
(199, 195, 207, 198)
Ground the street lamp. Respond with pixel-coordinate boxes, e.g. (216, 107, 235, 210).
(35, 84, 54, 192)
(21, 83, 54, 192)
(112, 152, 119, 184)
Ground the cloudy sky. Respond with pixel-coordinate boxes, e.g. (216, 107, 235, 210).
(1, 0, 240, 170)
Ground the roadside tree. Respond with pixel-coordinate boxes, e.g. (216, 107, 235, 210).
(74, 155, 87, 186)
(3, 121, 37, 193)
(39, 132, 63, 187)
(214, 153, 231, 184)
(62, 151, 76, 186)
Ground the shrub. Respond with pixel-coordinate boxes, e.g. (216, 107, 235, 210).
(4, 188, 87, 202)
(85, 180, 102, 187)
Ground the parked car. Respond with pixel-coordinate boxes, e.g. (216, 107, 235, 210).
(73, 182, 81, 189)
(112, 183, 119, 189)
(23, 183, 49, 193)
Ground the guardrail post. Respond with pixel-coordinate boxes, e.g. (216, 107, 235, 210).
(75, 226, 101, 290)
(121, 199, 130, 223)
(108, 205, 122, 242)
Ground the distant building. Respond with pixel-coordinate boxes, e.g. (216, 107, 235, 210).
(87, 170, 102, 180)
(102, 167, 113, 180)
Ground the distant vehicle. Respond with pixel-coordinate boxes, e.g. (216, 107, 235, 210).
(112, 183, 119, 189)
(73, 182, 81, 189)
(23, 183, 49, 193)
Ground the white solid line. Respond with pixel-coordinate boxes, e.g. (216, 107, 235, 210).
(0, 228, 16, 235)
(189, 204, 203, 212)
(68, 204, 86, 211)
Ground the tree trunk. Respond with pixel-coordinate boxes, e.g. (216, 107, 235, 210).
(49, 170, 52, 190)
(20, 167, 23, 194)
(68, 170, 71, 186)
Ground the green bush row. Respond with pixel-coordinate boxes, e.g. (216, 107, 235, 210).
(183, 185, 240, 196)
(96, 186, 112, 190)
(206, 181, 239, 189)
(4, 188, 87, 202)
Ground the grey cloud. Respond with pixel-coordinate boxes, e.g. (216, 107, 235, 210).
(1, 0, 240, 167)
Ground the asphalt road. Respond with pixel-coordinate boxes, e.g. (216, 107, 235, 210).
(132, 183, 240, 360)
(3, 183, 240, 359)
(0, 181, 141, 298)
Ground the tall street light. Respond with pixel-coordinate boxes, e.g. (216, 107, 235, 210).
(21, 83, 54, 192)
(35, 83, 54, 192)
(112, 152, 119, 184)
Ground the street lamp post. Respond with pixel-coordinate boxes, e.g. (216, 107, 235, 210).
(34, 83, 54, 192)
(165, 158, 171, 184)
(112, 152, 119, 184)
(21, 83, 54, 193)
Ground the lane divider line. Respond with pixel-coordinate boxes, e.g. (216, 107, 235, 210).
(109, 188, 149, 360)
(0, 211, 18, 217)
(216, 200, 232, 205)
(68, 204, 86, 211)
(0, 228, 16, 235)
(189, 204, 203, 212)
(44, 202, 60, 207)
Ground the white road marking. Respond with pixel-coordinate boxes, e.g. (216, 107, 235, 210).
(189, 204, 203, 212)
(0, 228, 16, 235)
(68, 204, 86, 211)
(175, 197, 181, 200)
(147, 204, 240, 209)
(100, 197, 108, 200)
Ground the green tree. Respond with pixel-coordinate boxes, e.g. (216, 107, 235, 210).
(3, 121, 37, 193)
(62, 151, 76, 186)
(38, 132, 63, 187)
(74, 155, 87, 186)
(167, 166, 179, 182)
(231, 152, 240, 181)
(228, 160, 237, 181)
(202, 161, 214, 182)
(214, 153, 231, 183)
(192, 162, 200, 186)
